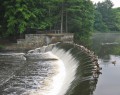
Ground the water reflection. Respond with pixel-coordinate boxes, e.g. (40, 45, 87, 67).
(91, 33, 120, 95)
(92, 33, 120, 58)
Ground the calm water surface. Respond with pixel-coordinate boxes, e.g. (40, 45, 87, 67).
(92, 33, 120, 95)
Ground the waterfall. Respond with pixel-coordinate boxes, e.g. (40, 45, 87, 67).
(0, 43, 98, 95)
(24, 43, 78, 95)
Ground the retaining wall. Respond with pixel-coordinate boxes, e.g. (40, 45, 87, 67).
(16, 33, 74, 50)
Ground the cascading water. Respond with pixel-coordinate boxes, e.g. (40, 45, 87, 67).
(0, 43, 99, 95)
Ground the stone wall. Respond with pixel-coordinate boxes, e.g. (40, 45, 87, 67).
(16, 33, 74, 50)
(17, 34, 46, 49)
(61, 33, 74, 43)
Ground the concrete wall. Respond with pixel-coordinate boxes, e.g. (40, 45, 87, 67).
(16, 33, 74, 50)
(61, 33, 74, 43)
(17, 34, 46, 49)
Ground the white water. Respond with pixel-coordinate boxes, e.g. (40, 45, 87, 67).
(25, 45, 78, 95)
(0, 44, 78, 95)
(51, 48, 78, 95)
(0, 53, 26, 61)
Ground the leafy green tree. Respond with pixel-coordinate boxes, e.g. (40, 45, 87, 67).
(94, 0, 120, 32)
(112, 8, 120, 31)
(0, 0, 7, 37)
(4, 0, 34, 34)
(3, 0, 55, 35)
(73, 0, 94, 45)
(95, 0, 114, 31)
(0, 0, 95, 44)
(94, 10, 108, 32)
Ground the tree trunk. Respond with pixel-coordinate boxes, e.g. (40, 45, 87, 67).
(60, 2, 63, 34)
(65, 10, 68, 33)
(49, 7, 52, 32)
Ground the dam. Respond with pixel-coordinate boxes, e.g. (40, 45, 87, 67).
(0, 42, 99, 95)
(4, 33, 74, 51)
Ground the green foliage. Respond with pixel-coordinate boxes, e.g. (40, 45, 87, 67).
(112, 8, 120, 31)
(73, 0, 94, 44)
(0, 45, 4, 50)
(1, 0, 120, 44)
(94, 10, 108, 32)
(0, 0, 94, 44)
(94, 0, 120, 32)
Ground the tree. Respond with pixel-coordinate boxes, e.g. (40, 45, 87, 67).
(95, 0, 114, 31)
(112, 8, 120, 31)
(2, 0, 56, 35)
(94, 10, 108, 32)
(94, 0, 120, 32)
(73, 0, 94, 45)
(0, 0, 95, 43)
(0, 0, 7, 37)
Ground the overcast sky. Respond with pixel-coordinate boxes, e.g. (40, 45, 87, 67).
(91, 0, 120, 8)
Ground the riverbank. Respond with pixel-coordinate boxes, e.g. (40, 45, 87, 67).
(0, 39, 12, 51)
(0, 39, 27, 52)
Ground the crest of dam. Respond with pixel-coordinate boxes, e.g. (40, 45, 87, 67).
(0, 42, 99, 95)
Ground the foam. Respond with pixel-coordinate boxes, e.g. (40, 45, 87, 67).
(25, 47, 78, 95)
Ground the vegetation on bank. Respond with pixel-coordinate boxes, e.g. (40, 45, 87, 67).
(0, 0, 120, 44)
(0, 45, 4, 50)
(0, 0, 94, 43)
(94, 0, 120, 32)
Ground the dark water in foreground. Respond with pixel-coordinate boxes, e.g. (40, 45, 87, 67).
(0, 33, 120, 95)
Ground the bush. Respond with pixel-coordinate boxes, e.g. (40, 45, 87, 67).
(0, 45, 4, 50)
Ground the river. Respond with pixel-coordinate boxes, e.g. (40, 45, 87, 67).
(91, 33, 120, 95)
(0, 33, 120, 95)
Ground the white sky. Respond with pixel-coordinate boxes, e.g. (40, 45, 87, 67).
(91, 0, 120, 8)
